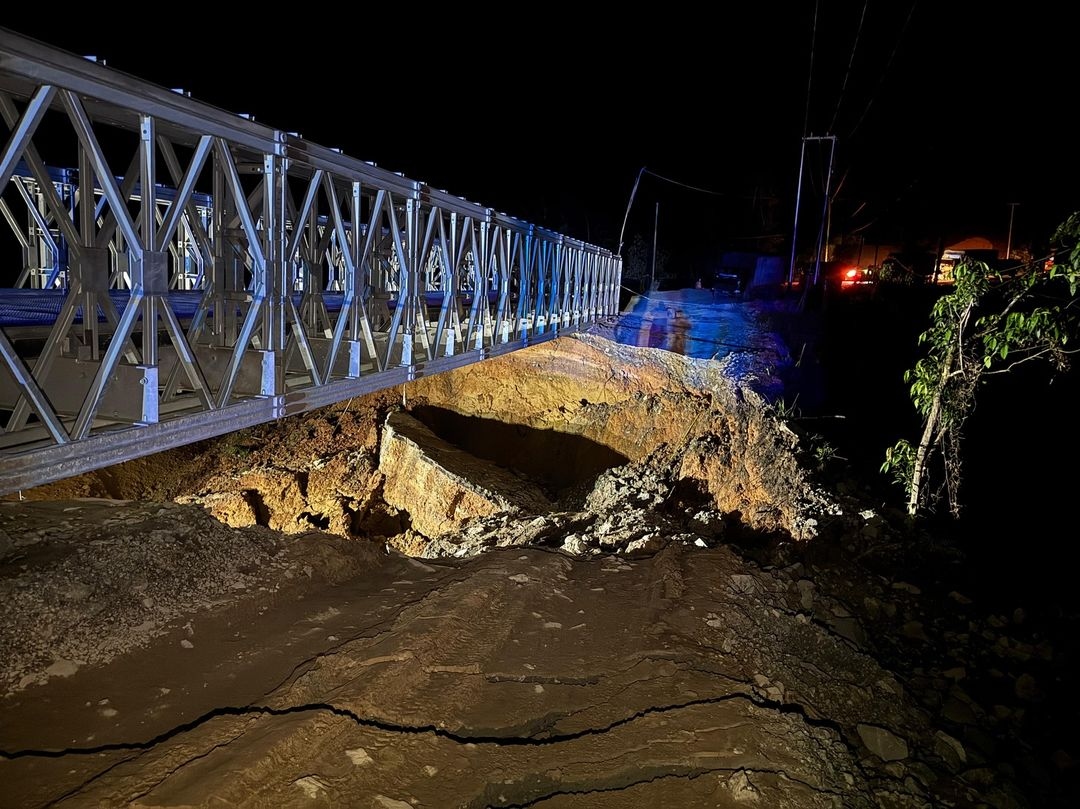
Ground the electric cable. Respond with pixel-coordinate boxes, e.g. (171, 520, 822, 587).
(802, 0, 819, 137)
(829, 0, 869, 134)
(641, 169, 726, 197)
(846, 0, 918, 141)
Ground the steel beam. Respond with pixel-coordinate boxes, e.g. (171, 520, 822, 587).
(0, 28, 621, 495)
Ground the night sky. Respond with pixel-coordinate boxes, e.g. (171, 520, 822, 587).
(2, 4, 1076, 272)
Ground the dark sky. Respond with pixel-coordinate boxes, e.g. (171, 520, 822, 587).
(3, 4, 1076, 269)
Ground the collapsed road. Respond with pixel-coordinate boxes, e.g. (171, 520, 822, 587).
(1, 300, 1074, 808)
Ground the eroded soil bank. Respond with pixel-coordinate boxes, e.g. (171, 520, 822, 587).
(13, 331, 840, 550)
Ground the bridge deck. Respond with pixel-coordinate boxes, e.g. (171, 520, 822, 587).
(0, 289, 505, 328)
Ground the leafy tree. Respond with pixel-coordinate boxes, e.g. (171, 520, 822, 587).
(880, 251, 938, 286)
(882, 212, 1080, 517)
(622, 233, 669, 290)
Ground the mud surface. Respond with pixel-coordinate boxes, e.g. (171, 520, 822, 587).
(1, 297, 1077, 808)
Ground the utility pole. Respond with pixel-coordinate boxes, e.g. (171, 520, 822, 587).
(811, 135, 837, 287)
(1006, 202, 1019, 260)
(617, 166, 646, 258)
(650, 202, 659, 290)
(787, 139, 807, 287)
(788, 134, 838, 289)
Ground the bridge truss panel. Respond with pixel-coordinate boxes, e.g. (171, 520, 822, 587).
(0, 28, 622, 494)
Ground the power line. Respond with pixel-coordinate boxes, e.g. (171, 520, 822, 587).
(829, 0, 869, 134)
(802, 0, 820, 137)
(616, 165, 779, 257)
(819, 1, 917, 240)
(642, 169, 727, 197)
(846, 0, 918, 141)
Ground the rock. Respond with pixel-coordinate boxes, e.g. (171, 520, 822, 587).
(63, 583, 92, 601)
(857, 723, 909, 761)
(378, 411, 551, 538)
(934, 730, 967, 770)
(902, 621, 930, 642)
(561, 535, 588, 555)
(891, 581, 921, 595)
(730, 573, 758, 594)
(44, 659, 79, 678)
(941, 696, 978, 725)
(828, 615, 865, 648)
(862, 596, 880, 620)
(1014, 673, 1041, 702)
(903, 775, 927, 797)
(1051, 749, 1074, 771)
(724, 769, 760, 800)
(782, 562, 805, 579)
(294, 776, 327, 798)
(625, 535, 664, 555)
(346, 748, 374, 766)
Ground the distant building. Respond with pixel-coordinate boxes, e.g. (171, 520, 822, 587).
(716, 251, 786, 295)
(828, 234, 1009, 285)
(938, 236, 1000, 283)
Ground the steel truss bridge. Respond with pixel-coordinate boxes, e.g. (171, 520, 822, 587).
(0, 29, 621, 495)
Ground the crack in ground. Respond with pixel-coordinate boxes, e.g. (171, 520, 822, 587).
(665, 617, 880, 698)
(482, 764, 847, 808)
(482, 651, 732, 689)
(40, 750, 141, 809)
(112, 728, 253, 809)
(551, 675, 852, 749)
(489, 768, 714, 809)
(265, 569, 468, 693)
(0, 690, 844, 761)
(43, 722, 253, 809)
(485, 673, 602, 686)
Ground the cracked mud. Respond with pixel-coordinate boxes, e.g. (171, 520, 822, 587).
(2, 316, 1076, 808)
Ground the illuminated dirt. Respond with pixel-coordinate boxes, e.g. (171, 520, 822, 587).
(1, 309, 1075, 808)
(14, 327, 837, 549)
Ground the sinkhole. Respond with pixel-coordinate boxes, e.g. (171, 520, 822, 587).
(407, 404, 630, 501)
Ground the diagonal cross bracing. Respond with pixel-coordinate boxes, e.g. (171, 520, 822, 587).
(0, 27, 621, 495)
